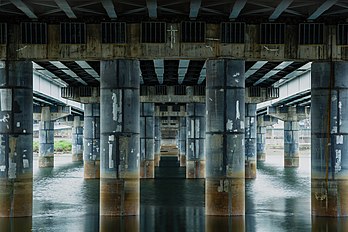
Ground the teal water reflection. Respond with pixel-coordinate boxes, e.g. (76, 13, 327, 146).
(0, 151, 345, 231)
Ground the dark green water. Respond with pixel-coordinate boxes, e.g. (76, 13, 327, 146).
(1, 152, 347, 231)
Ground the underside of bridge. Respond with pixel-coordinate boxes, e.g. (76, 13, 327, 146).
(0, 0, 347, 225)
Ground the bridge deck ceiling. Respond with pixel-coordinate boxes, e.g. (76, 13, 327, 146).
(0, 0, 348, 22)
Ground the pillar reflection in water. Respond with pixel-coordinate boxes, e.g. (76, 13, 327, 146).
(0, 217, 32, 231)
(206, 216, 245, 232)
(100, 216, 139, 232)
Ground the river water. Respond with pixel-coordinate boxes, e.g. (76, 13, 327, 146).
(1, 149, 347, 231)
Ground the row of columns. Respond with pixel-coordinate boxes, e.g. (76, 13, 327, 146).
(0, 60, 347, 218)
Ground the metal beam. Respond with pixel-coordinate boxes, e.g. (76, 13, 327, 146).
(269, 0, 293, 20)
(189, 0, 201, 19)
(245, 61, 268, 79)
(101, 0, 117, 19)
(10, 0, 37, 18)
(229, 0, 247, 20)
(146, 0, 157, 19)
(307, 0, 337, 20)
(54, 0, 76, 18)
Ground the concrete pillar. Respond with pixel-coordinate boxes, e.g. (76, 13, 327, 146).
(83, 103, 100, 179)
(72, 116, 83, 162)
(39, 106, 54, 168)
(187, 103, 205, 178)
(178, 117, 187, 167)
(245, 103, 257, 178)
(284, 120, 299, 167)
(257, 125, 266, 161)
(0, 61, 33, 217)
(154, 116, 161, 167)
(268, 106, 308, 168)
(205, 59, 245, 216)
(311, 61, 348, 217)
(140, 102, 155, 178)
(100, 60, 140, 216)
(257, 115, 278, 162)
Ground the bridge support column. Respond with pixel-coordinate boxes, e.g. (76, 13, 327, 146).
(178, 117, 186, 167)
(257, 115, 278, 162)
(284, 120, 299, 167)
(206, 59, 245, 216)
(186, 103, 205, 178)
(83, 103, 100, 179)
(257, 125, 266, 162)
(268, 106, 309, 168)
(100, 60, 140, 216)
(72, 116, 83, 162)
(0, 61, 33, 217)
(39, 107, 54, 167)
(154, 116, 161, 167)
(311, 61, 348, 217)
(245, 103, 257, 178)
(140, 103, 154, 178)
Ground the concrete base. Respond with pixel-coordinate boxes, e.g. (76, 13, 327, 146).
(0, 178, 33, 217)
(39, 156, 54, 168)
(100, 178, 139, 216)
(257, 153, 266, 162)
(84, 160, 100, 179)
(205, 178, 244, 216)
(245, 160, 256, 179)
(284, 156, 299, 167)
(206, 216, 245, 232)
(140, 160, 154, 178)
(186, 160, 205, 178)
(311, 179, 348, 216)
(100, 215, 139, 232)
(72, 153, 83, 162)
(180, 154, 186, 167)
(154, 154, 160, 167)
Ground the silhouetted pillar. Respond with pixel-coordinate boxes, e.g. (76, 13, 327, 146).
(140, 102, 155, 178)
(187, 103, 205, 178)
(0, 61, 33, 217)
(154, 116, 161, 167)
(245, 103, 257, 178)
(178, 117, 187, 167)
(39, 106, 54, 167)
(83, 103, 100, 179)
(72, 116, 83, 162)
(100, 60, 140, 216)
(284, 120, 299, 167)
(206, 59, 245, 216)
(311, 61, 348, 217)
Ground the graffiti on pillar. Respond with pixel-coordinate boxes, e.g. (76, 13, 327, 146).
(112, 91, 122, 131)
(217, 179, 229, 192)
(335, 149, 342, 173)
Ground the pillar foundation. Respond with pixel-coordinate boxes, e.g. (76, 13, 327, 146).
(39, 107, 54, 168)
(245, 103, 257, 178)
(284, 121, 299, 168)
(72, 116, 83, 162)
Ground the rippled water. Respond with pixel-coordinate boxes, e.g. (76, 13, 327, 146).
(1, 149, 348, 231)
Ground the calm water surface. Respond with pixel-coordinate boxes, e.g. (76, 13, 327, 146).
(1, 149, 347, 231)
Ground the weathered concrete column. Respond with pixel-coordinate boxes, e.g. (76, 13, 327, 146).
(39, 106, 54, 167)
(72, 116, 83, 162)
(154, 116, 161, 167)
(311, 61, 348, 217)
(284, 120, 299, 167)
(178, 117, 187, 167)
(268, 106, 309, 168)
(206, 59, 245, 216)
(245, 103, 257, 179)
(100, 60, 140, 216)
(257, 115, 278, 162)
(0, 61, 33, 217)
(187, 103, 205, 178)
(83, 103, 100, 179)
(140, 103, 155, 178)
